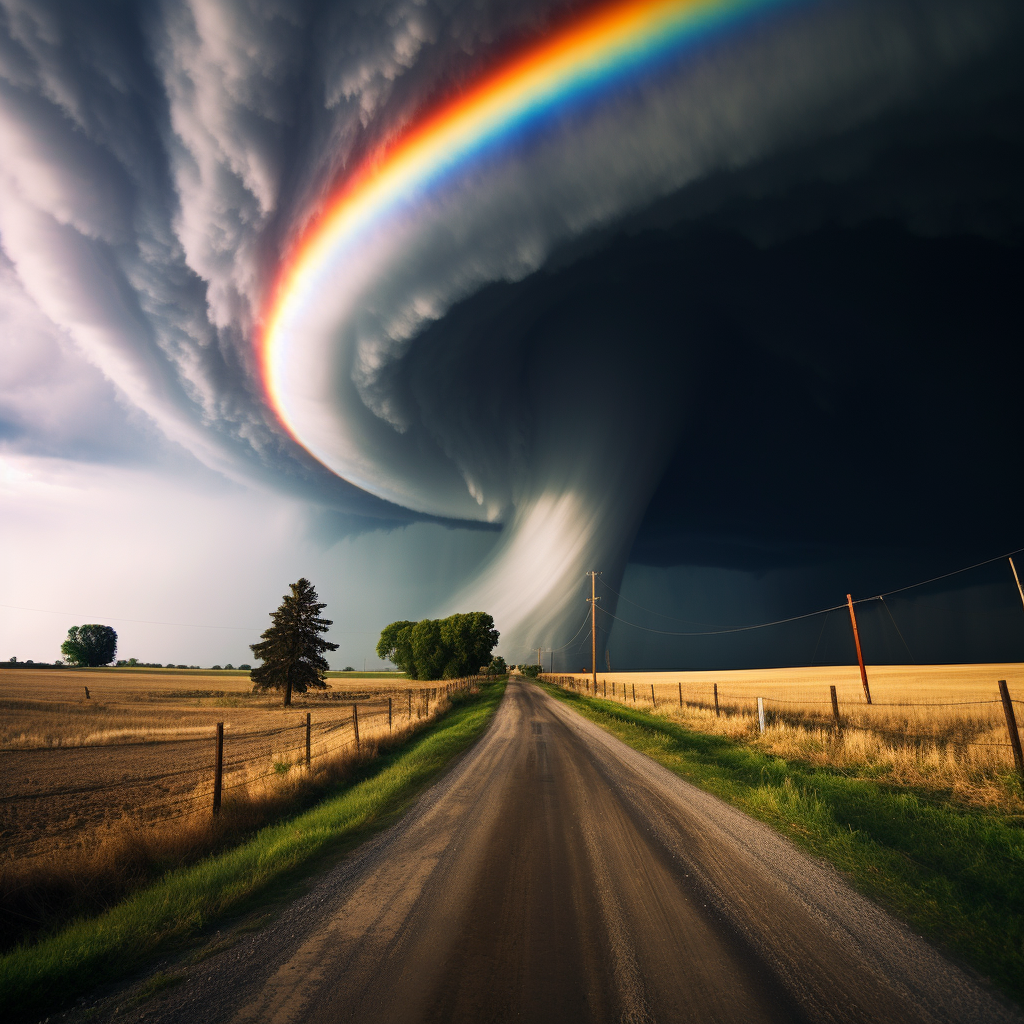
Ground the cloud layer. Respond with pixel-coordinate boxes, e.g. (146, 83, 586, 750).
(2, 0, 1022, 661)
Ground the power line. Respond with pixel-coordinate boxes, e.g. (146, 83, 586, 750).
(595, 577, 721, 628)
(547, 613, 592, 652)
(594, 543, 1024, 638)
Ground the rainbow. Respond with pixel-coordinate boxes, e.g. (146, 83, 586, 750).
(262, 0, 795, 448)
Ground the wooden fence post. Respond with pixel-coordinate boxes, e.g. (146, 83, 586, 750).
(650, 683, 656, 707)
(84, 686, 90, 700)
(353, 704, 360, 751)
(213, 722, 223, 814)
(426, 689, 430, 716)
(757, 698, 766, 734)
(998, 680, 1024, 783)
(306, 712, 311, 768)
(408, 688, 413, 719)
(389, 696, 393, 730)
(830, 685, 842, 734)
(603, 679, 607, 697)
(632, 683, 636, 703)
(714, 683, 720, 718)
(678, 682, 683, 708)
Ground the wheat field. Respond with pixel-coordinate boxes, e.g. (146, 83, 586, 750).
(554, 664, 1024, 811)
(0, 668, 457, 863)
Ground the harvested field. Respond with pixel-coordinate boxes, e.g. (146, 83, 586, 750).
(552, 664, 1024, 811)
(0, 669, 461, 864)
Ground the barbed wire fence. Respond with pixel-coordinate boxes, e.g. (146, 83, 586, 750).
(542, 674, 1024, 784)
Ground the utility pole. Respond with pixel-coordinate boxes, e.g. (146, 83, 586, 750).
(846, 593, 872, 704)
(586, 571, 601, 691)
(535, 648, 544, 670)
(1010, 557, 1024, 616)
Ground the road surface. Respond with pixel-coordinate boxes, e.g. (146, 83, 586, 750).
(101, 679, 1019, 1024)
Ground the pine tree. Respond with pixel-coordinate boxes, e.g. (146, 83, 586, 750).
(250, 579, 339, 706)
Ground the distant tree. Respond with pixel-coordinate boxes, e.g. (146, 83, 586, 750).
(239, 663, 251, 671)
(61, 625, 117, 667)
(488, 655, 506, 676)
(211, 665, 222, 670)
(376, 621, 416, 676)
(377, 613, 498, 680)
(250, 578, 339, 706)
(521, 664, 540, 678)
(343, 666, 354, 672)
(224, 663, 234, 670)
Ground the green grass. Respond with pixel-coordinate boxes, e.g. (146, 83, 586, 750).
(541, 683, 1024, 1004)
(0, 681, 506, 1020)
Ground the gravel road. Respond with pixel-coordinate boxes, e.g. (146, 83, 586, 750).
(76, 679, 1020, 1024)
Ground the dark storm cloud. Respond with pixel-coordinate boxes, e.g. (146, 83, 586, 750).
(1, 0, 1022, 660)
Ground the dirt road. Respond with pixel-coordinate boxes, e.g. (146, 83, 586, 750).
(106, 680, 1019, 1024)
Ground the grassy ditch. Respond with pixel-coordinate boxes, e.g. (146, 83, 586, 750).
(0, 680, 506, 1020)
(541, 682, 1024, 1004)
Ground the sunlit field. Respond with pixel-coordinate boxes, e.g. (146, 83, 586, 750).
(553, 664, 1024, 810)
(0, 668, 452, 864)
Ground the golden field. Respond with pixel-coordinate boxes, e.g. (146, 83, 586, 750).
(553, 664, 1024, 811)
(0, 668, 455, 863)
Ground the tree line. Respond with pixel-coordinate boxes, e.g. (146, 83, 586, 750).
(376, 613, 500, 681)
(48, 580, 504, 707)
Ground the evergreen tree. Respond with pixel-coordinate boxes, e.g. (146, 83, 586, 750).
(250, 579, 339, 706)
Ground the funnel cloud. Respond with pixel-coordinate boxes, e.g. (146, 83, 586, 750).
(1, 0, 1022, 666)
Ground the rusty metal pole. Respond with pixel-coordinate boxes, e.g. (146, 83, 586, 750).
(846, 594, 872, 704)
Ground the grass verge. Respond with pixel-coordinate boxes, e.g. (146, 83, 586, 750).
(541, 682, 1024, 1004)
(0, 680, 505, 1020)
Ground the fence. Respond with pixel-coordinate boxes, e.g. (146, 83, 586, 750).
(544, 674, 1024, 784)
(0, 678, 481, 860)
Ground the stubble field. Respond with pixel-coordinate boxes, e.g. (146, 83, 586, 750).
(0, 668, 445, 864)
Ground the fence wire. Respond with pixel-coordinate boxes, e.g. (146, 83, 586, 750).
(1, 678, 481, 845)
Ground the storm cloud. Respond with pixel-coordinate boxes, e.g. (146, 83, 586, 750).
(2, 0, 1022, 665)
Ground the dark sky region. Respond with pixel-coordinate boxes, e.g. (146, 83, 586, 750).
(0, 0, 1022, 668)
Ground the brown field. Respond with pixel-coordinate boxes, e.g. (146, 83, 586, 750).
(0, 668, 454, 864)
(554, 664, 1024, 811)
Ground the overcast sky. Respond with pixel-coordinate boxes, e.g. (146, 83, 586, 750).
(2, 0, 1022, 670)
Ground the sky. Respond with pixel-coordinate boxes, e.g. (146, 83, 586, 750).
(1, 0, 1022, 670)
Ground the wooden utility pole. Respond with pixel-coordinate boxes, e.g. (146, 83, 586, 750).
(213, 722, 223, 814)
(846, 594, 872, 704)
(1010, 558, 1024, 615)
(536, 648, 544, 670)
(586, 571, 601, 692)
